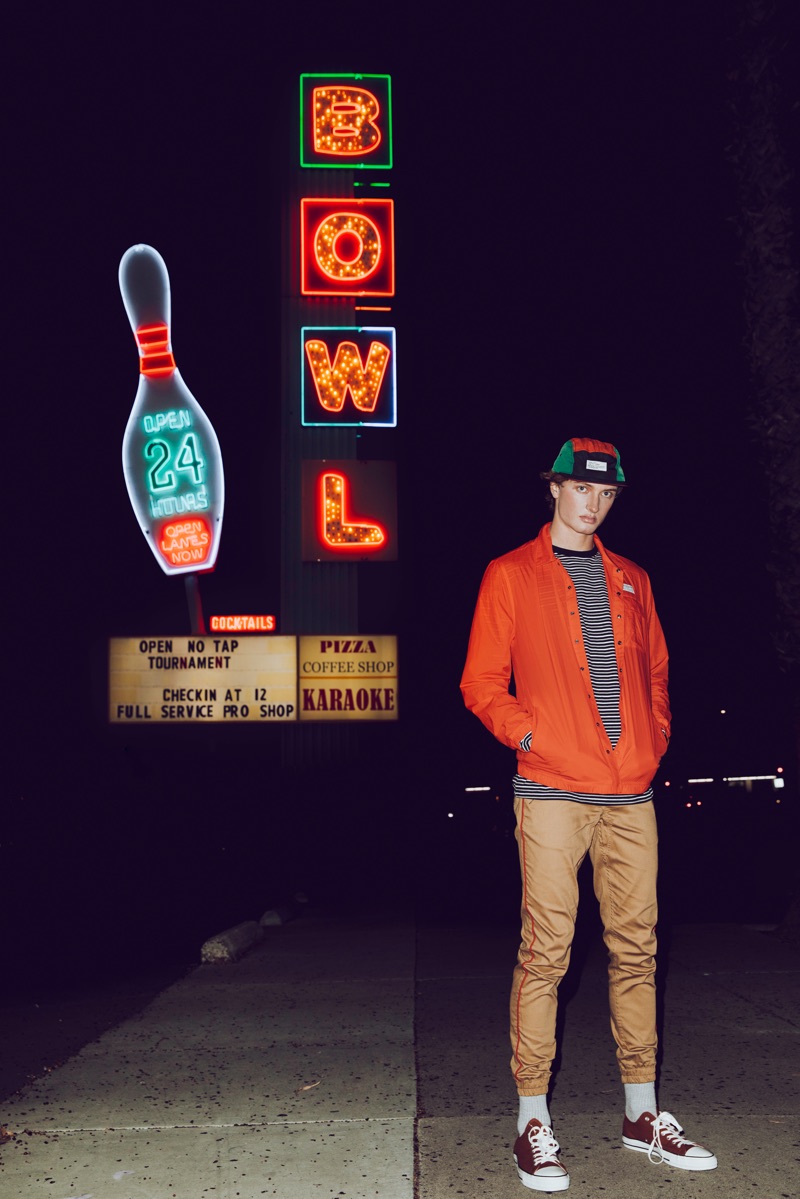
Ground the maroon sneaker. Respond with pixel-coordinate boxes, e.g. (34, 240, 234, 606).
(623, 1110, 717, 1171)
(513, 1118, 570, 1191)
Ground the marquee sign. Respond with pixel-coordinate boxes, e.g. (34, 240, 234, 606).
(300, 74, 393, 169)
(299, 635, 398, 720)
(108, 634, 398, 723)
(109, 636, 297, 723)
(301, 326, 396, 427)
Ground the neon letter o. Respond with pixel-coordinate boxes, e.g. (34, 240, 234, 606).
(314, 212, 381, 281)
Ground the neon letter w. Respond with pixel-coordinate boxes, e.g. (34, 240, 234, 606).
(305, 339, 391, 412)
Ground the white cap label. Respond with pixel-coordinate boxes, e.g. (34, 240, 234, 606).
(586, 458, 608, 472)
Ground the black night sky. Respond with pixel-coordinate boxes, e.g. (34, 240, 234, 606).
(6, 2, 799, 982)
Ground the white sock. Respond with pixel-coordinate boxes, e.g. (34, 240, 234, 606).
(624, 1081, 656, 1122)
(518, 1094, 551, 1135)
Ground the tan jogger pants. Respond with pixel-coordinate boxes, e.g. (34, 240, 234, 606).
(511, 796, 658, 1095)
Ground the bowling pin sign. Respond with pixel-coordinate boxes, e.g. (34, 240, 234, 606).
(119, 245, 224, 576)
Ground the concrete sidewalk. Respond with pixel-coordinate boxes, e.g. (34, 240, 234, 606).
(1, 910, 798, 1197)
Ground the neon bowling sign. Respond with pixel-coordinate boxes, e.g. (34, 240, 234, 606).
(302, 327, 396, 427)
(300, 198, 395, 297)
(301, 460, 397, 562)
(297, 71, 397, 563)
(119, 245, 224, 576)
(300, 74, 393, 169)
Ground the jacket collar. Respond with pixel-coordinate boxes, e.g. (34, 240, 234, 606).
(533, 521, 631, 580)
(533, 522, 606, 558)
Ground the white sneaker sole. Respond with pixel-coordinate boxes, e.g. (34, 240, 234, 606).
(623, 1136, 718, 1171)
(513, 1155, 570, 1191)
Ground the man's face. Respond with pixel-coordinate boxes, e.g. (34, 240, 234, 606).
(550, 479, 619, 544)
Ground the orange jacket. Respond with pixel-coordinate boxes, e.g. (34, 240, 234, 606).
(460, 524, 670, 795)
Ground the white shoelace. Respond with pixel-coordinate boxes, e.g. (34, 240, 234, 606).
(647, 1111, 693, 1164)
(527, 1123, 562, 1164)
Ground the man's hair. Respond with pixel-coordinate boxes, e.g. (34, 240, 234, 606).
(541, 472, 568, 513)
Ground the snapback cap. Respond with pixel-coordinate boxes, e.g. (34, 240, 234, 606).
(549, 437, 626, 485)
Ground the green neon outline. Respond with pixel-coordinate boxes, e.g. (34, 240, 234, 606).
(145, 439, 175, 491)
(175, 433, 206, 485)
(299, 73, 393, 169)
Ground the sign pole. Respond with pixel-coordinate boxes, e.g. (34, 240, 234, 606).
(185, 573, 207, 635)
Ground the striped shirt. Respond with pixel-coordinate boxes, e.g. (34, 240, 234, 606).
(513, 545, 652, 806)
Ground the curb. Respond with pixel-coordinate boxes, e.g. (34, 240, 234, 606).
(200, 895, 306, 963)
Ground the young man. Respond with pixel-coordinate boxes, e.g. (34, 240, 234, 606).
(460, 438, 716, 1192)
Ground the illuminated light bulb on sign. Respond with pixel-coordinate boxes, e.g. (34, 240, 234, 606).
(320, 472, 386, 549)
(119, 244, 224, 576)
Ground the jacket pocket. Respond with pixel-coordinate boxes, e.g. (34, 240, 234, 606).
(651, 714, 668, 759)
(623, 590, 646, 652)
